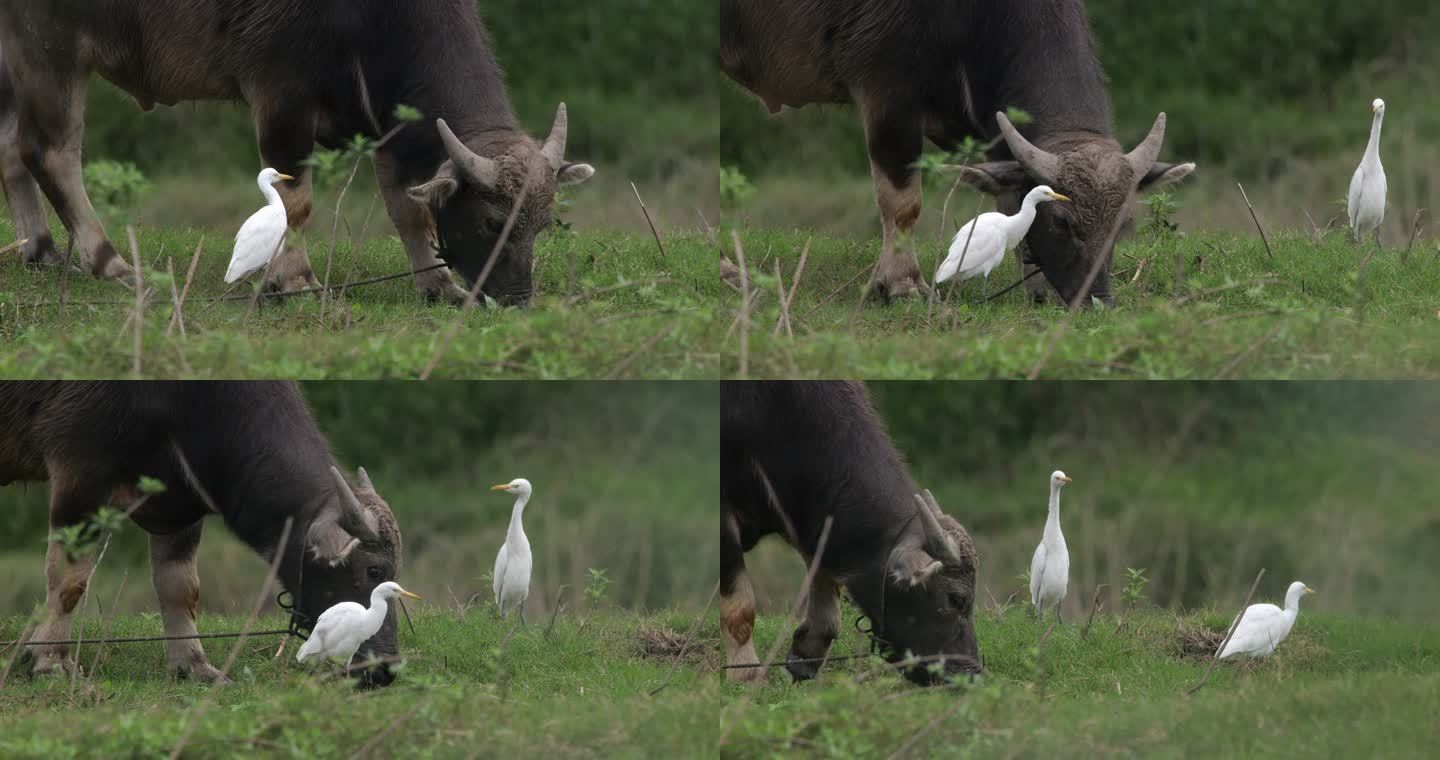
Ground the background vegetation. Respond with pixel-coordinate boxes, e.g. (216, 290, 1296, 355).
(0, 381, 718, 616)
(722, 0, 1440, 239)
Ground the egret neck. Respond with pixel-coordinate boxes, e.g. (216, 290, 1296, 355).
(1044, 477, 1066, 550)
(1364, 107, 1384, 167)
(1007, 187, 1056, 249)
(507, 488, 532, 560)
(258, 172, 286, 210)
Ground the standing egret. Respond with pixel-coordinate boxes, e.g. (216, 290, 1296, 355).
(1347, 98, 1386, 245)
(491, 478, 533, 623)
(296, 581, 422, 670)
(936, 185, 1070, 300)
(1218, 581, 1315, 659)
(225, 168, 295, 284)
(1029, 470, 1072, 621)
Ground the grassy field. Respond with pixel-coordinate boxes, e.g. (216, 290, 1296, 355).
(0, 608, 720, 758)
(0, 221, 724, 379)
(724, 225, 1440, 379)
(720, 602, 1440, 758)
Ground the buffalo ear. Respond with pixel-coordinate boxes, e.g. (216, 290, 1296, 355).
(1139, 161, 1196, 191)
(888, 547, 944, 588)
(949, 161, 1030, 195)
(307, 511, 362, 567)
(407, 162, 462, 209)
(557, 161, 596, 187)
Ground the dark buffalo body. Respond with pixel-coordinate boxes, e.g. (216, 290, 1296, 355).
(721, 0, 1194, 305)
(0, 382, 404, 686)
(721, 381, 980, 684)
(0, 1, 594, 306)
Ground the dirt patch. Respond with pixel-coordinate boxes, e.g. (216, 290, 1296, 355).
(1174, 619, 1227, 660)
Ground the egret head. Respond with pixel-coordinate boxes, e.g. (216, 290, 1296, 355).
(1030, 186, 1071, 205)
(373, 581, 424, 602)
(259, 168, 296, 186)
(1287, 581, 1316, 601)
(1050, 470, 1072, 488)
(871, 490, 982, 684)
(956, 112, 1195, 307)
(1372, 98, 1386, 114)
(407, 105, 595, 307)
(490, 478, 533, 498)
(292, 466, 404, 687)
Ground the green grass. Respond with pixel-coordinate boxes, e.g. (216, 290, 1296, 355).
(725, 226, 1440, 378)
(720, 604, 1440, 758)
(0, 609, 719, 758)
(0, 223, 725, 379)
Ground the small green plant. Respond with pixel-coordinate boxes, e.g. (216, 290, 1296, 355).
(1122, 567, 1150, 605)
(82, 160, 151, 224)
(47, 506, 127, 561)
(304, 104, 423, 189)
(584, 567, 611, 607)
(720, 165, 755, 208)
(1143, 192, 1180, 238)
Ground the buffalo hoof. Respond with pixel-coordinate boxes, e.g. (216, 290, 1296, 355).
(874, 274, 930, 302)
(171, 661, 232, 685)
(261, 245, 321, 295)
(425, 280, 471, 307)
(29, 651, 77, 678)
(96, 251, 136, 285)
(19, 235, 63, 267)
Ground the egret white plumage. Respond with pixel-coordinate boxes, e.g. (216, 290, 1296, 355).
(1218, 581, 1314, 659)
(295, 581, 422, 668)
(1347, 98, 1386, 245)
(491, 478, 533, 623)
(225, 168, 294, 284)
(936, 185, 1070, 300)
(1029, 470, 1072, 621)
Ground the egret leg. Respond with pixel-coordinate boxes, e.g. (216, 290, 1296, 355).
(1055, 604, 1063, 626)
(981, 275, 990, 303)
(519, 608, 526, 626)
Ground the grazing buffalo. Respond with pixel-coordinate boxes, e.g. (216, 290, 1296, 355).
(0, 0, 595, 307)
(0, 382, 404, 686)
(720, 0, 1195, 306)
(721, 381, 981, 684)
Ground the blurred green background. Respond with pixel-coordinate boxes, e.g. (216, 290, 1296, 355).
(0, 381, 718, 616)
(744, 382, 1440, 626)
(722, 1, 1440, 241)
(72, 0, 716, 235)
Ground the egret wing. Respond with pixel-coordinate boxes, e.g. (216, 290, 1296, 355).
(1347, 166, 1365, 228)
(1029, 542, 1047, 607)
(937, 215, 1005, 283)
(1219, 603, 1283, 658)
(226, 206, 288, 283)
(493, 542, 508, 603)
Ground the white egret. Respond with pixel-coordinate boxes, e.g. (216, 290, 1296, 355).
(295, 581, 422, 669)
(491, 478, 533, 623)
(936, 185, 1070, 300)
(1347, 98, 1386, 245)
(1218, 581, 1314, 659)
(225, 168, 295, 284)
(1029, 470, 1072, 621)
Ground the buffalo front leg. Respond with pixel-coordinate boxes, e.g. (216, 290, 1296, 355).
(27, 539, 95, 676)
(253, 104, 321, 293)
(785, 572, 840, 682)
(150, 522, 229, 683)
(858, 91, 927, 300)
(0, 62, 60, 266)
(373, 152, 468, 305)
(721, 511, 765, 683)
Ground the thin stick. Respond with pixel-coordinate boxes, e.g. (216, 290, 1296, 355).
(58, 237, 74, 320)
(734, 231, 750, 379)
(1302, 209, 1323, 244)
(1406, 208, 1425, 252)
(84, 570, 128, 700)
(0, 619, 37, 692)
(164, 257, 185, 340)
(168, 517, 294, 760)
(886, 698, 968, 760)
(1187, 567, 1266, 696)
(772, 259, 792, 339)
(322, 157, 366, 320)
(561, 277, 674, 308)
(1081, 584, 1107, 639)
(167, 238, 203, 337)
(68, 532, 115, 697)
(750, 515, 834, 688)
(1236, 184, 1273, 262)
(0, 237, 27, 258)
(649, 582, 718, 697)
(128, 227, 145, 379)
(803, 263, 872, 320)
(605, 323, 676, 379)
(784, 239, 810, 321)
(984, 268, 1043, 303)
(631, 182, 666, 260)
(543, 585, 569, 641)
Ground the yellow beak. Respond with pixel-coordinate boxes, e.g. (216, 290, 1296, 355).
(399, 589, 424, 601)
(1046, 191, 1071, 202)
(1058, 475, 1072, 483)
(490, 483, 512, 491)
(275, 173, 296, 182)
(1304, 586, 1316, 594)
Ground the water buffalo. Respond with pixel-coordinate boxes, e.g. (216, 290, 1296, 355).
(721, 381, 981, 684)
(0, 382, 404, 686)
(0, 1, 595, 307)
(720, 0, 1195, 306)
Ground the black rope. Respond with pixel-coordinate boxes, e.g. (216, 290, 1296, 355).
(722, 653, 872, 670)
(2, 629, 292, 648)
(276, 589, 315, 641)
(983, 267, 1044, 302)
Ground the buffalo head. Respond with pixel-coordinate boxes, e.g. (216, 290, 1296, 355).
(293, 466, 404, 687)
(866, 490, 982, 684)
(406, 104, 596, 307)
(957, 112, 1195, 307)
